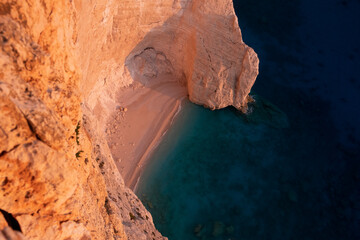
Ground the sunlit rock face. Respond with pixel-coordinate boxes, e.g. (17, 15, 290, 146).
(0, 1, 163, 239)
(123, 0, 260, 111)
(0, 0, 258, 239)
(78, 0, 258, 119)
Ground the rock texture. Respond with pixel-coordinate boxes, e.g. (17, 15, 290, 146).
(0, 1, 164, 239)
(0, 0, 258, 239)
(123, 0, 259, 111)
(0, 227, 25, 240)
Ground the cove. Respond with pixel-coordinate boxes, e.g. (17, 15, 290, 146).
(136, 94, 357, 239)
(136, 0, 360, 239)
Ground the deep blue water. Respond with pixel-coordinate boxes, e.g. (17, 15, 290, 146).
(136, 1, 360, 239)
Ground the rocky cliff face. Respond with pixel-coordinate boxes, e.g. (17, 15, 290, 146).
(0, 0, 258, 239)
(124, 0, 259, 111)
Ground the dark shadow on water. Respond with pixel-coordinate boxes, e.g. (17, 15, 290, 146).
(233, 0, 302, 43)
(137, 84, 359, 239)
(135, 0, 360, 239)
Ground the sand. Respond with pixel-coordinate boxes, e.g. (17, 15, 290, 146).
(106, 80, 187, 190)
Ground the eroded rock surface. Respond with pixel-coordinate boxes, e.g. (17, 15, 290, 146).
(123, 0, 259, 111)
(0, 1, 165, 239)
(0, 0, 258, 239)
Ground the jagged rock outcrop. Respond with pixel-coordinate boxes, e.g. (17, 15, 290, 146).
(0, 0, 258, 239)
(124, 0, 259, 111)
(78, 0, 259, 122)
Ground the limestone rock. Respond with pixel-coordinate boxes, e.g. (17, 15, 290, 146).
(0, 1, 164, 239)
(123, 0, 259, 111)
(0, 0, 258, 239)
(0, 94, 34, 154)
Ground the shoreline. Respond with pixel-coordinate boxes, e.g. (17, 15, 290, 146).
(105, 81, 187, 190)
(132, 98, 185, 192)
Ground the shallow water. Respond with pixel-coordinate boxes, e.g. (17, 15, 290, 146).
(136, 0, 360, 239)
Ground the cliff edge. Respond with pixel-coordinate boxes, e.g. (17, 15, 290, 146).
(0, 0, 258, 239)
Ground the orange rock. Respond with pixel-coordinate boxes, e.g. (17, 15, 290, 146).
(0, 0, 258, 239)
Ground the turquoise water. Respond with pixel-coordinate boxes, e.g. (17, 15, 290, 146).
(136, 0, 360, 239)
(136, 97, 358, 239)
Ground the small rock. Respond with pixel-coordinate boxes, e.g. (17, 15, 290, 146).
(193, 224, 204, 238)
(212, 221, 225, 237)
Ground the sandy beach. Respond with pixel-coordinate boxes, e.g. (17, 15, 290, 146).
(106, 81, 187, 190)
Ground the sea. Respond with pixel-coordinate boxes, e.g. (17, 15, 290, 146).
(135, 0, 360, 239)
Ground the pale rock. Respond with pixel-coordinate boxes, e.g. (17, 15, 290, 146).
(0, 227, 26, 240)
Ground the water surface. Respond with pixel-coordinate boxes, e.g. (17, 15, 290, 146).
(136, 0, 360, 239)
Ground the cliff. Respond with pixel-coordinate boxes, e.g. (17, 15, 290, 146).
(0, 0, 258, 239)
